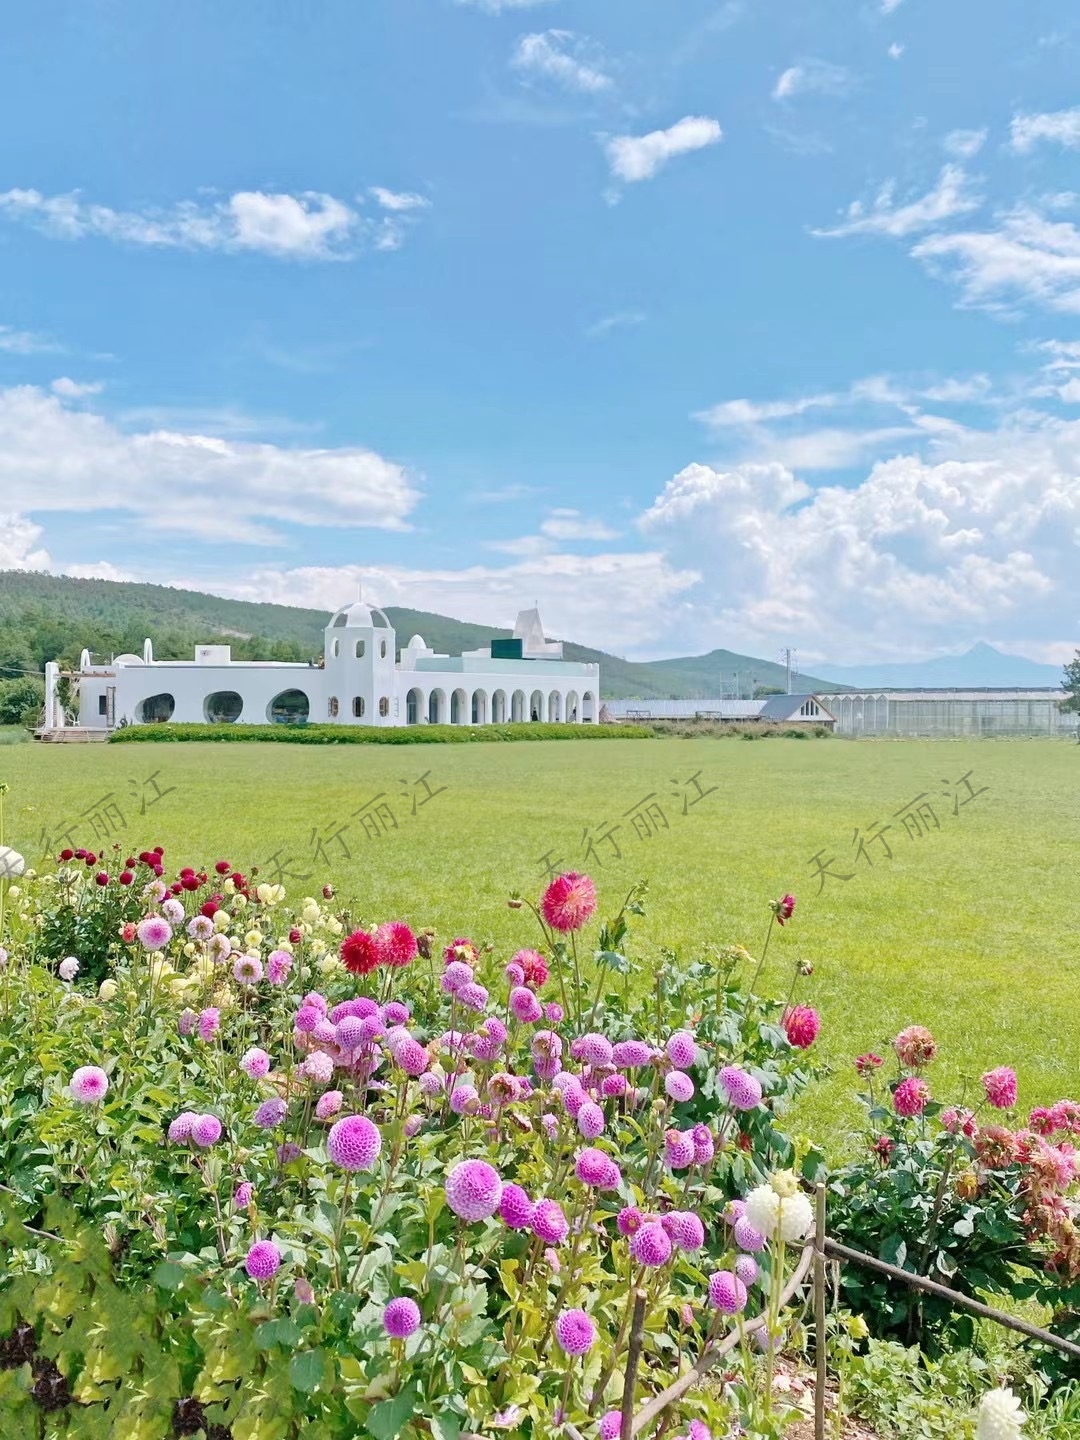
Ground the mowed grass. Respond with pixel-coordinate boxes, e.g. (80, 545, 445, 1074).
(2, 737, 1078, 1148)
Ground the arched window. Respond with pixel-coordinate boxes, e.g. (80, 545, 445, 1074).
(329, 697, 340, 718)
(267, 689, 309, 725)
(353, 696, 366, 718)
(380, 639, 387, 659)
(379, 696, 389, 717)
(355, 639, 366, 659)
(331, 639, 340, 658)
(204, 691, 243, 724)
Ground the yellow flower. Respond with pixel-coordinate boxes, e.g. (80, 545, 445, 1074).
(327, 918, 343, 936)
(244, 930, 262, 950)
(213, 910, 231, 933)
(183, 941, 196, 957)
(301, 903, 320, 927)
(275, 939, 295, 955)
(98, 979, 118, 1001)
(770, 1169, 800, 1199)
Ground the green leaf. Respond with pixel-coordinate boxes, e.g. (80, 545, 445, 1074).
(430, 1412, 461, 1440)
(255, 1318, 303, 1350)
(289, 1349, 329, 1393)
(151, 1260, 188, 1292)
(366, 1385, 420, 1439)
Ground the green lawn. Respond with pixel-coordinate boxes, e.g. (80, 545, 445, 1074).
(3, 736, 1078, 1147)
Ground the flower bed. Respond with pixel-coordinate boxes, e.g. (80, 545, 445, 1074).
(0, 828, 1076, 1440)
(0, 848, 826, 1438)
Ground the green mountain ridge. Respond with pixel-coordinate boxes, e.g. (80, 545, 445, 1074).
(0, 571, 844, 700)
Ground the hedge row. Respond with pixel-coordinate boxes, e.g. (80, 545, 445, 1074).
(107, 721, 654, 745)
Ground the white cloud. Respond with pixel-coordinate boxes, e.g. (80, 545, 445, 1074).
(637, 406, 1080, 657)
(456, 0, 554, 10)
(201, 550, 699, 657)
(0, 324, 62, 355)
(369, 187, 430, 212)
(539, 508, 620, 541)
(0, 513, 51, 571)
(604, 116, 722, 184)
(772, 59, 851, 102)
(912, 204, 1080, 315)
(51, 377, 104, 399)
(0, 385, 420, 545)
(1010, 107, 1080, 154)
(813, 164, 981, 239)
(881, 0, 903, 11)
(0, 186, 429, 260)
(943, 128, 987, 160)
(888, 43, 904, 60)
(584, 310, 646, 338)
(512, 31, 612, 93)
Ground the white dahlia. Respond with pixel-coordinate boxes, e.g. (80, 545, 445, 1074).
(976, 1387, 1024, 1440)
(743, 1183, 781, 1238)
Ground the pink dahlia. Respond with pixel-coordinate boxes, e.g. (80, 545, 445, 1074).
(578, 1033, 614, 1068)
(69, 1065, 109, 1105)
(457, 982, 489, 1014)
(190, 1113, 223, 1148)
(666, 1211, 705, 1252)
(855, 1053, 884, 1078)
(707, 1271, 747, 1314)
(630, 1223, 672, 1267)
(327, 1115, 382, 1171)
(894, 1025, 937, 1069)
(267, 949, 293, 985)
(240, 1047, 271, 1079)
(197, 1007, 220, 1042)
(234, 1181, 254, 1208)
(513, 949, 549, 989)
(254, 1097, 287, 1129)
(666, 1031, 697, 1070)
(445, 1159, 502, 1221)
(665, 1071, 695, 1103)
(245, 1240, 281, 1281)
(531, 1198, 569, 1244)
(720, 1066, 763, 1111)
(574, 1148, 621, 1189)
(316, 1090, 344, 1122)
(600, 1414, 623, 1440)
(383, 1297, 422, 1339)
(782, 1005, 821, 1050)
(733, 1216, 766, 1253)
(444, 938, 477, 967)
(613, 1039, 652, 1069)
(499, 1183, 535, 1230)
(577, 1102, 606, 1140)
(554, 1308, 596, 1356)
(341, 929, 380, 977)
(396, 1039, 430, 1077)
(233, 954, 263, 986)
(617, 1205, 644, 1237)
(941, 1106, 977, 1137)
(735, 1254, 759, 1286)
(136, 915, 172, 950)
(893, 1075, 931, 1117)
(691, 1123, 715, 1166)
(664, 1128, 696, 1170)
(168, 1112, 197, 1143)
(509, 986, 543, 1023)
(383, 1001, 411, 1026)
(601, 1074, 627, 1099)
(982, 1066, 1018, 1111)
(540, 872, 597, 933)
(376, 922, 418, 969)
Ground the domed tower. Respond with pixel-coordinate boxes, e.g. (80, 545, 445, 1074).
(323, 590, 397, 725)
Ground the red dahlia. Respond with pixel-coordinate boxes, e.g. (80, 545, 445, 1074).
(341, 929, 380, 976)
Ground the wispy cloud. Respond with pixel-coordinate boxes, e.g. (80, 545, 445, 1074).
(912, 204, 1080, 315)
(888, 42, 904, 60)
(813, 165, 981, 239)
(512, 31, 612, 93)
(51, 377, 103, 399)
(1009, 106, 1080, 153)
(584, 310, 646, 338)
(604, 116, 722, 184)
(880, 0, 904, 12)
(772, 59, 852, 102)
(456, 0, 554, 10)
(0, 186, 430, 260)
(943, 128, 988, 160)
(540, 508, 619, 541)
(0, 323, 63, 354)
(369, 187, 430, 212)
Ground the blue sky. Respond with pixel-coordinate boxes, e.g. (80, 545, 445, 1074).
(1, 0, 1079, 663)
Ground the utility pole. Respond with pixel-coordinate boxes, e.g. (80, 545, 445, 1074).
(781, 648, 797, 695)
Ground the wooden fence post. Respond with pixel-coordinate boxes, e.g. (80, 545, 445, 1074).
(620, 1289, 648, 1440)
(814, 1183, 827, 1440)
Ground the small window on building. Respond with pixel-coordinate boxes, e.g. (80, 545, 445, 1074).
(379, 696, 389, 717)
(331, 639, 340, 658)
(355, 639, 366, 659)
(329, 697, 339, 718)
(353, 696, 365, 718)
(98, 694, 108, 715)
(379, 639, 387, 659)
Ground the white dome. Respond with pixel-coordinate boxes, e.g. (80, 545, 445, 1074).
(329, 600, 391, 630)
(113, 653, 144, 666)
(406, 634, 426, 650)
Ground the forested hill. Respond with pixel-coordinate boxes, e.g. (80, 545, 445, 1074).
(0, 571, 841, 700)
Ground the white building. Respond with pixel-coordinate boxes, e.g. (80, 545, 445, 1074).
(42, 595, 600, 734)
